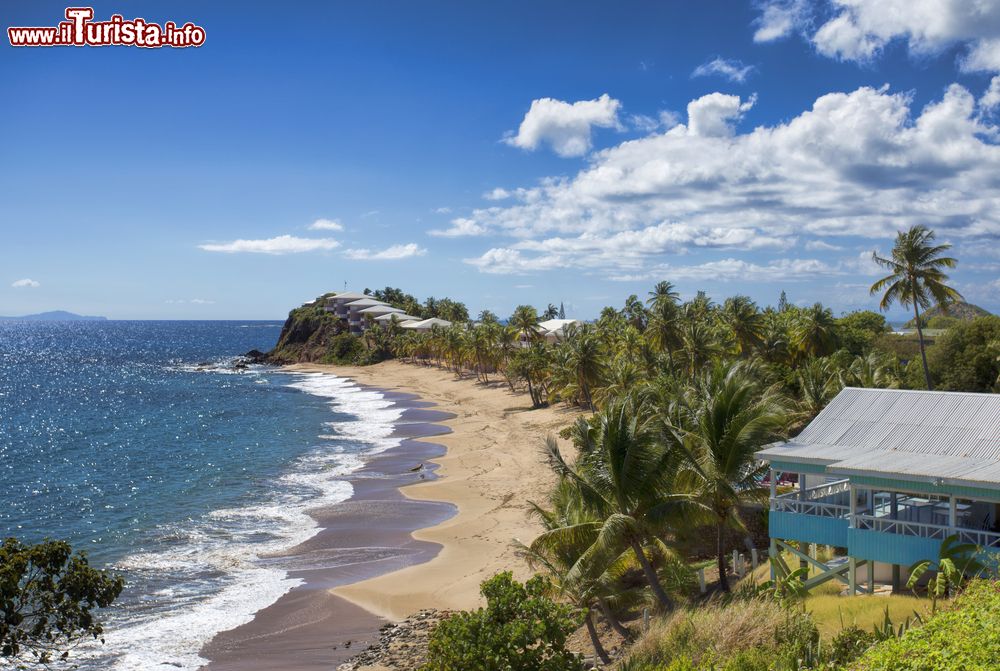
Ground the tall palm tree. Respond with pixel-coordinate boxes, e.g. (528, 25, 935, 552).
(720, 295, 764, 357)
(517, 481, 640, 663)
(679, 321, 721, 377)
(646, 298, 682, 370)
(870, 225, 963, 390)
(543, 400, 691, 611)
(510, 304, 541, 344)
(564, 324, 605, 409)
(792, 303, 838, 360)
(663, 365, 787, 592)
(647, 281, 680, 307)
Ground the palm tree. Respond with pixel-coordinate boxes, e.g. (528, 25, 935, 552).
(647, 281, 680, 308)
(623, 294, 648, 331)
(517, 482, 639, 663)
(542, 303, 560, 320)
(679, 321, 721, 377)
(720, 295, 764, 357)
(663, 365, 787, 592)
(844, 351, 901, 389)
(792, 303, 838, 360)
(510, 304, 541, 344)
(564, 323, 605, 409)
(870, 225, 963, 390)
(796, 357, 842, 419)
(543, 400, 691, 610)
(646, 298, 681, 370)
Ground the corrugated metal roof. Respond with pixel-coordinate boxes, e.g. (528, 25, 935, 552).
(758, 388, 1000, 486)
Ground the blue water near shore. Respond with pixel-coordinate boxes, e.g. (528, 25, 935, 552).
(0, 321, 404, 669)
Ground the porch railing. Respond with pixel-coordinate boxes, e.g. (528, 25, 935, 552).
(771, 496, 850, 519)
(852, 514, 1000, 549)
(802, 478, 851, 502)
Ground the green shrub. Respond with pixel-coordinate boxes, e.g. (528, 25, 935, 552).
(419, 572, 584, 671)
(852, 580, 1000, 671)
(830, 626, 877, 665)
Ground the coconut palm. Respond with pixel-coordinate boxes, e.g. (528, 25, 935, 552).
(720, 295, 764, 357)
(623, 294, 648, 331)
(517, 482, 640, 663)
(792, 303, 838, 360)
(593, 358, 644, 409)
(563, 323, 605, 409)
(663, 365, 788, 592)
(510, 304, 541, 344)
(646, 298, 682, 370)
(542, 400, 691, 611)
(679, 321, 721, 377)
(796, 357, 842, 419)
(844, 351, 901, 389)
(870, 225, 963, 390)
(647, 281, 680, 308)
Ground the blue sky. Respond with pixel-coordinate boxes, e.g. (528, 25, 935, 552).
(2, 0, 999, 320)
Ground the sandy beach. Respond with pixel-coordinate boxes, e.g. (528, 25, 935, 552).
(203, 360, 580, 670)
(291, 361, 581, 621)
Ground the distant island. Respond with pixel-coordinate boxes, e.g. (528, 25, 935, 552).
(903, 300, 992, 328)
(0, 310, 108, 321)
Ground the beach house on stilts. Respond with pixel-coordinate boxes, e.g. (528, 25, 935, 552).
(756, 387, 1000, 594)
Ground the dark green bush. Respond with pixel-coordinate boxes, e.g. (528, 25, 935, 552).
(420, 572, 584, 671)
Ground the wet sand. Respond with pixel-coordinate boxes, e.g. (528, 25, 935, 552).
(201, 391, 456, 671)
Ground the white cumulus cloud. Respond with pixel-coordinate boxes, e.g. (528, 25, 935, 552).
(11, 278, 40, 288)
(344, 243, 426, 260)
(198, 235, 340, 254)
(308, 218, 344, 231)
(687, 92, 756, 137)
(753, 0, 810, 42)
(692, 57, 755, 83)
(773, 0, 1000, 73)
(503, 94, 623, 157)
(429, 217, 491, 237)
(456, 84, 1000, 277)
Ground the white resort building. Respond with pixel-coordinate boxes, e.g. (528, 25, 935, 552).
(320, 292, 450, 334)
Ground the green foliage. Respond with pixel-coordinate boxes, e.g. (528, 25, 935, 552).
(419, 572, 584, 671)
(906, 535, 985, 610)
(925, 315, 960, 329)
(837, 310, 888, 355)
(852, 580, 1000, 671)
(829, 626, 877, 665)
(925, 316, 1000, 392)
(1, 537, 124, 665)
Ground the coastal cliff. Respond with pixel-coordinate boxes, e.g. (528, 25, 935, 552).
(256, 304, 366, 364)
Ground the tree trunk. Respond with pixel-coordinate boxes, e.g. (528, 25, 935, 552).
(911, 283, 933, 390)
(717, 522, 730, 593)
(526, 376, 537, 407)
(584, 608, 611, 665)
(596, 597, 632, 640)
(630, 538, 673, 610)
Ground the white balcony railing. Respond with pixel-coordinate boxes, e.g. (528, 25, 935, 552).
(771, 496, 850, 519)
(803, 478, 851, 501)
(852, 514, 1000, 549)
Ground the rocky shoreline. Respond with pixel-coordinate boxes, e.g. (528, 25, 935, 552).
(336, 610, 451, 671)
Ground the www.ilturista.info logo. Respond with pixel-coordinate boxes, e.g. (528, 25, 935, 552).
(8, 7, 206, 48)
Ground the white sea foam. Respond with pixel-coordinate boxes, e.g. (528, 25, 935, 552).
(86, 371, 395, 671)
